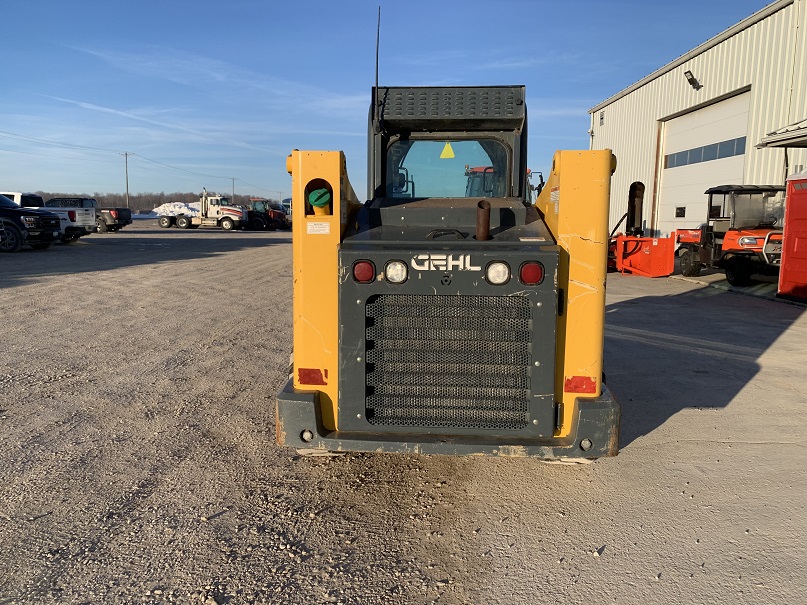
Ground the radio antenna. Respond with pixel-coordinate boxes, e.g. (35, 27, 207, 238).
(373, 6, 382, 134)
(375, 6, 380, 92)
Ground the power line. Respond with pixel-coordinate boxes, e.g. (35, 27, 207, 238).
(0, 147, 118, 164)
(0, 128, 283, 194)
(235, 177, 283, 195)
(130, 154, 230, 180)
(0, 129, 120, 154)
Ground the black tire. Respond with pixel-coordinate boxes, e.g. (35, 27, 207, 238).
(249, 216, 267, 230)
(0, 224, 23, 253)
(96, 218, 108, 233)
(158, 216, 173, 228)
(60, 235, 80, 244)
(30, 242, 51, 250)
(680, 248, 701, 277)
(724, 257, 753, 287)
(220, 217, 235, 231)
(176, 216, 192, 229)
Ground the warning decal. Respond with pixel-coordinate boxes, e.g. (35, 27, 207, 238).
(306, 221, 330, 235)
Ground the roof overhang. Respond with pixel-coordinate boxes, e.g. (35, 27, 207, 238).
(756, 118, 807, 148)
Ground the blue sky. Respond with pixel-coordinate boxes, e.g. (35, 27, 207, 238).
(0, 0, 772, 200)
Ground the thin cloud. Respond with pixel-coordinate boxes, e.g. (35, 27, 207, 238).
(477, 51, 584, 71)
(44, 95, 273, 152)
(70, 45, 368, 120)
(390, 49, 470, 68)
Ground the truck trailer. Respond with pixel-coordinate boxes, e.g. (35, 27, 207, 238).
(276, 85, 620, 460)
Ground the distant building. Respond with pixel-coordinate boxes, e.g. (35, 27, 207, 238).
(589, 0, 807, 235)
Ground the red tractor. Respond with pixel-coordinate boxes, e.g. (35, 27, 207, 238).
(678, 185, 785, 286)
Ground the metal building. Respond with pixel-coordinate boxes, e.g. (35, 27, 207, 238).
(589, 0, 807, 236)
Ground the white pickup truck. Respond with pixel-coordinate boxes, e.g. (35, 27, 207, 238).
(1, 192, 96, 243)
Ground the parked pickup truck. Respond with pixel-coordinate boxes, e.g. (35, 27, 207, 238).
(0, 194, 61, 252)
(45, 197, 133, 233)
(2, 192, 96, 243)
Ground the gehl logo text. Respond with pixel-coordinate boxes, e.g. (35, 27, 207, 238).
(410, 254, 481, 271)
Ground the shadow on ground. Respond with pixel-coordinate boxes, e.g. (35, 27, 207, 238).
(603, 281, 803, 447)
(0, 221, 291, 289)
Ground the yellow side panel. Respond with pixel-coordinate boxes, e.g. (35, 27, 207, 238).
(535, 150, 615, 437)
(286, 150, 360, 431)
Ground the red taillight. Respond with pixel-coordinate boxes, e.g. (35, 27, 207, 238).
(110, 210, 118, 219)
(68, 210, 76, 222)
(353, 260, 375, 283)
(519, 262, 544, 285)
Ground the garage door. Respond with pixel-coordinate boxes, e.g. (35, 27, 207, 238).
(656, 93, 750, 236)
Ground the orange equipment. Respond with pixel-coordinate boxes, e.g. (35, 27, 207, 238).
(778, 172, 807, 300)
(612, 234, 675, 277)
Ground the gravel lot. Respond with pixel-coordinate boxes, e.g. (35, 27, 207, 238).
(1, 220, 805, 604)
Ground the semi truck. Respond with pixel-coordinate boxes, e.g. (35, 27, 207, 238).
(276, 85, 620, 460)
(157, 190, 248, 230)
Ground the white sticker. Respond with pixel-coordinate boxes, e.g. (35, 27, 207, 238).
(307, 221, 330, 235)
(519, 237, 546, 242)
(550, 187, 560, 215)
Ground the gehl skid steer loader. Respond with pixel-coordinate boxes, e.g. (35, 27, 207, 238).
(276, 85, 620, 460)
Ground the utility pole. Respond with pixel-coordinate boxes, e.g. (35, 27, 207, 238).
(231, 177, 236, 203)
(121, 152, 131, 208)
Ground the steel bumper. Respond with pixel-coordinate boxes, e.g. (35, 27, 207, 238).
(275, 380, 620, 459)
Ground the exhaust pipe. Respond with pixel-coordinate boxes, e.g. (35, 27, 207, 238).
(476, 200, 491, 241)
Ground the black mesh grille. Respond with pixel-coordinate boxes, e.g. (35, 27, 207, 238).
(364, 295, 531, 430)
(384, 88, 521, 120)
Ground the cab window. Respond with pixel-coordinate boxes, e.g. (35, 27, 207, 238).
(386, 139, 509, 198)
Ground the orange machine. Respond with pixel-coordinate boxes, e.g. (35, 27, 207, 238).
(778, 172, 807, 300)
(678, 185, 785, 286)
(611, 234, 675, 277)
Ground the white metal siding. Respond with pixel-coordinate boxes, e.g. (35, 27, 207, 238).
(656, 94, 749, 235)
(590, 0, 807, 233)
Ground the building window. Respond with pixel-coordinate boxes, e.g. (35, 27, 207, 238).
(600, 111, 604, 126)
(664, 136, 746, 169)
(675, 207, 686, 217)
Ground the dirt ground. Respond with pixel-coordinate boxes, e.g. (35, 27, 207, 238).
(1, 220, 805, 605)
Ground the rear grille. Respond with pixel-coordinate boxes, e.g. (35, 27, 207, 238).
(364, 295, 532, 430)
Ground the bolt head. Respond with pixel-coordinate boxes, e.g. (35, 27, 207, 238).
(300, 429, 314, 443)
(580, 438, 593, 451)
